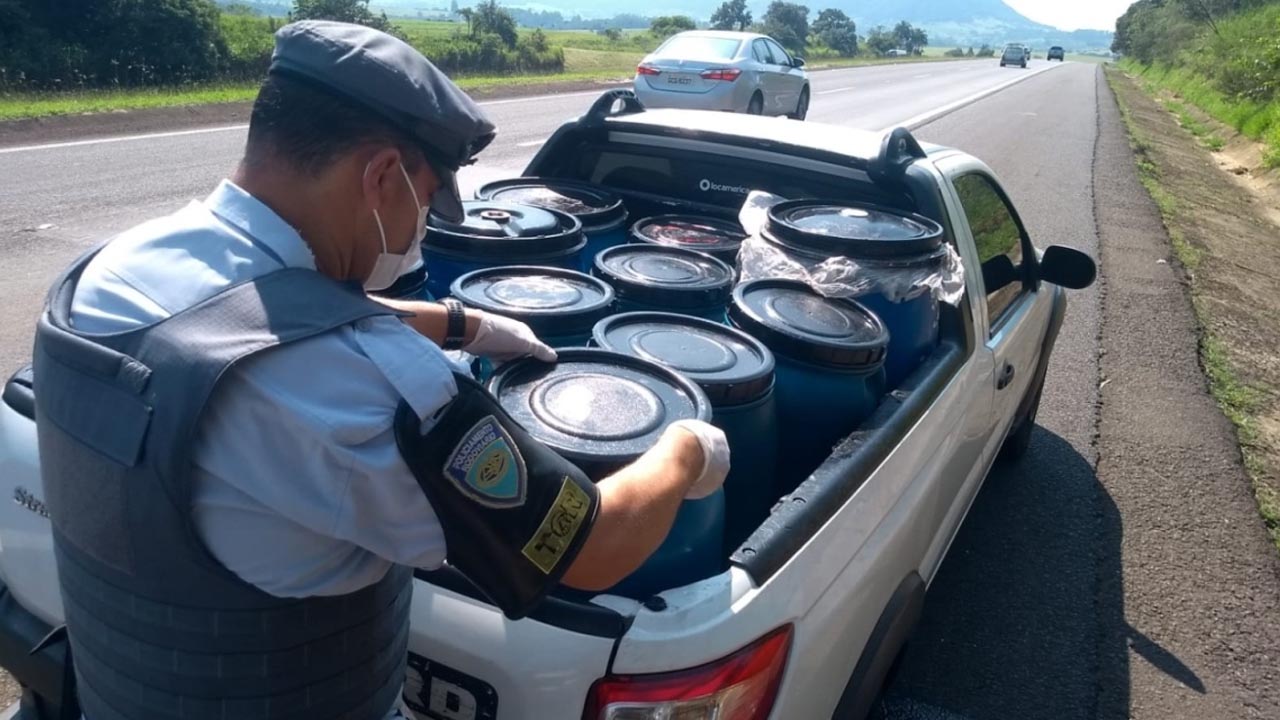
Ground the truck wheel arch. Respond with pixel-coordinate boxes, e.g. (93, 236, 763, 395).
(829, 571, 926, 720)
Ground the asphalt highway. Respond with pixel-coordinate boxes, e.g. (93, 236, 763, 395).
(0, 58, 1058, 374)
(3, 58, 1276, 719)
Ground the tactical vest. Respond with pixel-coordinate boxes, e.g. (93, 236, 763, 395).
(32, 244, 414, 720)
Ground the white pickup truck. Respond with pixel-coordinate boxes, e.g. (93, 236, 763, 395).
(0, 91, 1095, 720)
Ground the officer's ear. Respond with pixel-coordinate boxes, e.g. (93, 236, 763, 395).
(360, 147, 406, 213)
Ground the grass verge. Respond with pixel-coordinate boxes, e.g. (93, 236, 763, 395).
(1108, 65, 1280, 550)
(0, 52, 975, 122)
(1121, 59, 1280, 169)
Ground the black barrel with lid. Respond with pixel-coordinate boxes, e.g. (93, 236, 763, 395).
(759, 200, 947, 389)
(475, 178, 629, 268)
(592, 244, 735, 322)
(631, 215, 748, 266)
(450, 266, 614, 347)
(592, 312, 778, 549)
(489, 349, 724, 598)
(423, 201, 585, 299)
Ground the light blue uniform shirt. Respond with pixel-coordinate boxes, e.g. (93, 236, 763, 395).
(72, 180, 453, 717)
(67, 180, 465, 720)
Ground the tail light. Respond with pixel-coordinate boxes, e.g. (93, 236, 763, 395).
(582, 626, 793, 720)
(700, 68, 742, 82)
(637, 64, 662, 76)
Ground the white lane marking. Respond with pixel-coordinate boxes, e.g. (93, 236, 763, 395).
(913, 73, 932, 79)
(880, 63, 1060, 133)
(0, 123, 248, 155)
(0, 88, 619, 155)
(515, 138, 547, 147)
(0, 64, 1053, 156)
(817, 87, 855, 95)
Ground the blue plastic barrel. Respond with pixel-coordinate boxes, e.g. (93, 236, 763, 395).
(760, 200, 946, 388)
(631, 215, 747, 267)
(593, 245, 734, 323)
(451, 266, 615, 348)
(369, 259, 433, 302)
(729, 279, 889, 493)
(488, 349, 724, 599)
(423, 201, 586, 299)
(476, 178, 629, 270)
(593, 312, 778, 550)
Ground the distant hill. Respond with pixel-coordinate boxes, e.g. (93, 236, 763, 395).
(225, 0, 1112, 52)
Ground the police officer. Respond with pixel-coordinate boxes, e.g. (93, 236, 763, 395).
(31, 20, 729, 720)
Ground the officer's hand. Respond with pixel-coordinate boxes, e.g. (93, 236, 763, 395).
(462, 312, 557, 364)
(668, 420, 730, 499)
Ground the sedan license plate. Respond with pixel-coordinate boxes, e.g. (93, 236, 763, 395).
(404, 653, 498, 720)
(666, 74, 694, 85)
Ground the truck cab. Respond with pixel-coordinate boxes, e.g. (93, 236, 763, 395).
(0, 90, 1095, 720)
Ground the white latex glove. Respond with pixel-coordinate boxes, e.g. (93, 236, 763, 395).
(669, 419, 731, 500)
(461, 312, 557, 364)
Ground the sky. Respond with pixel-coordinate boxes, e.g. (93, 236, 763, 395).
(1003, 0, 1134, 30)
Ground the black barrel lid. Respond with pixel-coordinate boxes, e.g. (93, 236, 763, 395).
(476, 178, 628, 229)
(764, 199, 945, 260)
(425, 201, 585, 257)
(488, 349, 712, 465)
(450, 266, 615, 339)
(592, 312, 775, 406)
(631, 215, 747, 257)
(593, 245, 734, 309)
(729, 279, 889, 370)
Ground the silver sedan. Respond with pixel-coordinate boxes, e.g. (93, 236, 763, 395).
(633, 31, 811, 119)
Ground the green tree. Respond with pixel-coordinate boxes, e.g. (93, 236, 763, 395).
(650, 15, 696, 39)
(966, 46, 975, 57)
(811, 8, 856, 56)
(85, 0, 230, 85)
(599, 27, 623, 42)
(710, 0, 752, 31)
(865, 25, 896, 56)
(292, 0, 392, 32)
(528, 26, 548, 52)
(892, 20, 928, 54)
(762, 1, 809, 54)
(975, 43, 995, 58)
(471, 0, 518, 48)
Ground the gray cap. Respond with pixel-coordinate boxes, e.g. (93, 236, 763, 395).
(269, 20, 497, 222)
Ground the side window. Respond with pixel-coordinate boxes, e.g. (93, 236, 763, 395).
(766, 39, 791, 65)
(752, 40, 771, 64)
(953, 173, 1029, 330)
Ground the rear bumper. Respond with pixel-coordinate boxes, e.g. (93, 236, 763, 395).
(0, 580, 73, 720)
(632, 80, 749, 112)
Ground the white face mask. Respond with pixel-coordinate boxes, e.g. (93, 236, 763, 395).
(364, 162, 429, 292)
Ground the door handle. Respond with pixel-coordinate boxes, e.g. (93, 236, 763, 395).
(997, 363, 1016, 390)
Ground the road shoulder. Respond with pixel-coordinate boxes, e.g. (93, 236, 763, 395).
(1093, 65, 1280, 719)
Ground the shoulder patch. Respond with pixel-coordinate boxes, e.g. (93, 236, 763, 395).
(443, 416, 527, 508)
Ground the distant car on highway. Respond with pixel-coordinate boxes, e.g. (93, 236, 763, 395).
(1000, 43, 1029, 68)
(634, 30, 811, 119)
(1048, 46, 1065, 61)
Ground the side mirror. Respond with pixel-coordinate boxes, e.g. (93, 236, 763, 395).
(1038, 245, 1097, 289)
(793, 57, 805, 68)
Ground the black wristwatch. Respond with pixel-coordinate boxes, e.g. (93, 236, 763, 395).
(441, 298, 468, 350)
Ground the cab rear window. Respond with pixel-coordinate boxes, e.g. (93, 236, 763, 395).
(571, 144, 882, 211)
(654, 36, 742, 61)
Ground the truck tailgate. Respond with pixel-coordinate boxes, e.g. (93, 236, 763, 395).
(405, 581, 617, 719)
